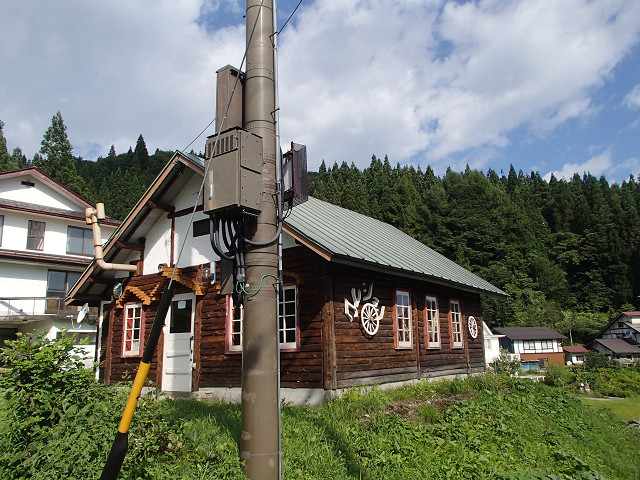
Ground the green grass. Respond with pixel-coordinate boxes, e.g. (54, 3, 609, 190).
(581, 396, 640, 421)
(3, 375, 640, 479)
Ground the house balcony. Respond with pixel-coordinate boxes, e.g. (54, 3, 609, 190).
(0, 297, 98, 324)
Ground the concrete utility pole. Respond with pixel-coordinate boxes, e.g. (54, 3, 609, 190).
(241, 0, 280, 478)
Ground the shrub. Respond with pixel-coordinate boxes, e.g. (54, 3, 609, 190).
(584, 351, 611, 370)
(489, 348, 521, 375)
(0, 331, 99, 445)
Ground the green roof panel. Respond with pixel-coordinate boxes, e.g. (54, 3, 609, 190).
(286, 197, 506, 297)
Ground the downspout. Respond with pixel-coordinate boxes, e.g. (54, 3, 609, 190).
(86, 203, 138, 273)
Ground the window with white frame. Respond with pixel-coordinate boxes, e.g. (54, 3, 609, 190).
(522, 340, 536, 352)
(0, 215, 4, 246)
(279, 285, 298, 350)
(226, 295, 243, 353)
(27, 219, 45, 250)
(450, 299, 463, 348)
(225, 286, 298, 352)
(395, 290, 412, 348)
(123, 303, 143, 357)
(67, 226, 94, 255)
(425, 295, 440, 348)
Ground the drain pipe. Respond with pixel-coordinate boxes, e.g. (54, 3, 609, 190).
(86, 203, 138, 273)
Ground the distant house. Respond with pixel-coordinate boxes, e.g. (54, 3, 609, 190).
(594, 311, 640, 345)
(482, 321, 504, 367)
(586, 338, 640, 365)
(563, 345, 588, 366)
(494, 327, 566, 370)
(68, 150, 507, 404)
(0, 168, 119, 366)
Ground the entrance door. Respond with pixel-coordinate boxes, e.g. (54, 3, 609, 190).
(162, 293, 195, 392)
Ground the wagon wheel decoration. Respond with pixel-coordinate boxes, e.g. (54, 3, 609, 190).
(468, 316, 478, 339)
(360, 303, 382, 336)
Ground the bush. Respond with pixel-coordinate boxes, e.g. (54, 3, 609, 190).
(0, 331, 99, 446)
(489, 348, 521, 375)
(584, 351, 611, 370)
(0, 332, 240, 479)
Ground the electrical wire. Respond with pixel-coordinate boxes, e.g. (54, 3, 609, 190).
(237, 274, 280, 296)
(167, 0, 267, 289)
(278, 0, 303, 34)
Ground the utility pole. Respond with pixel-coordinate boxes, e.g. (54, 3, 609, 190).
(241, 0, 280, 478)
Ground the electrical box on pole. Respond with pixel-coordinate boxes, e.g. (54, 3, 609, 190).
(282, 142, 309, 207)
(203, 128, 263, 218)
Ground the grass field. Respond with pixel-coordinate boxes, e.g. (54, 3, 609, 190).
(581, 396, 640, 421)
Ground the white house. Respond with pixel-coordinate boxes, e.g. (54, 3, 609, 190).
(494, 326, 566, 370)
(0, 168, 119, 367)
(482, 321, 504, 367)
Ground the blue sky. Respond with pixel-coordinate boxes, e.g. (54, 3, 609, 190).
(1, 0, 639, 184)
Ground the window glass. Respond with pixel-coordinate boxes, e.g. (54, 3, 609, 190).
(27, 220, 45, 250)
(227, 295, 243, 352)
(450, 300, 463, 348)
(170, 299, 192, 334)
(67, 226, 94, 255)
(0, 215, 4, 246)
(278, 285, 297, 349)
(425, 295, 439, 348)
(46, 270, 81, 313)
(123, 303, 143, 356)
(396, 290, 412, 348)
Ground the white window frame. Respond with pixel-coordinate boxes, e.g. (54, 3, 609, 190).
(425, 295, 440, 349)
(449, 299, 463, 348)
(395, 290, 412, 349)
(279, 284, 298, 351)
(122, 303, 144, 357)
(225, 286, 299, 352)
(225, 295, 243, 353)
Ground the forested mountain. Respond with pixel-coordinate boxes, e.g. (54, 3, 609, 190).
(2, 113, 639, 340)
(309, 156, 640, 340)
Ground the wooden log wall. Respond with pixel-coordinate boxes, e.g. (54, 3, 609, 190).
(330, 265, 486, 389)
(100, 245, 488, 394)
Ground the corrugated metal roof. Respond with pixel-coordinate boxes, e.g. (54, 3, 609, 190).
(286, 197, 506, 297)
(494, 327, 566, 340)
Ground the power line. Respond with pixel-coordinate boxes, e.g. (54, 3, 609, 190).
(279, 0, 303, 34)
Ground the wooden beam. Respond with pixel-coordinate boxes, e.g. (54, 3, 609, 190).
(169, 204, 203, 219)
(115, 240, 145, 251)
(146, 200, 175, 213)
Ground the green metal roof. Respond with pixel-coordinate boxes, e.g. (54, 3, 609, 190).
(286, 197, 507, 297)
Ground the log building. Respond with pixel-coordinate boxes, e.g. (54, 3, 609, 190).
(68, 151, 506, 404)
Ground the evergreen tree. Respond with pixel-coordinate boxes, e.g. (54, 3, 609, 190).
(0, 120, 18, 172)
(36, 111, 87, 196)
(134, 134, 149, 167)
(11, 147, 28, 168)
(107, 145, 116, 157)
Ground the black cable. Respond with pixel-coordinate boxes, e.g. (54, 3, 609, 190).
(279, 0, 303, 34)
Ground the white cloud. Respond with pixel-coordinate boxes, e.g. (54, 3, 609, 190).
(624, 85, 640, 109)
(0, 0, 244, 159)
(543, 150, 615, 182)
(0, 0, 639, 179)
(278, 0, 640, 170)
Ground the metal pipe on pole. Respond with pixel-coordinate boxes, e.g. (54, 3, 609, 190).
(241, 0, 281, 478)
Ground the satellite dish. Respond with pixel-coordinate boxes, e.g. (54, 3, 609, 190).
(77, 303, 89, 323)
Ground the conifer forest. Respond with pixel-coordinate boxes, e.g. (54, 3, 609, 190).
(1, 113, 639, 341)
